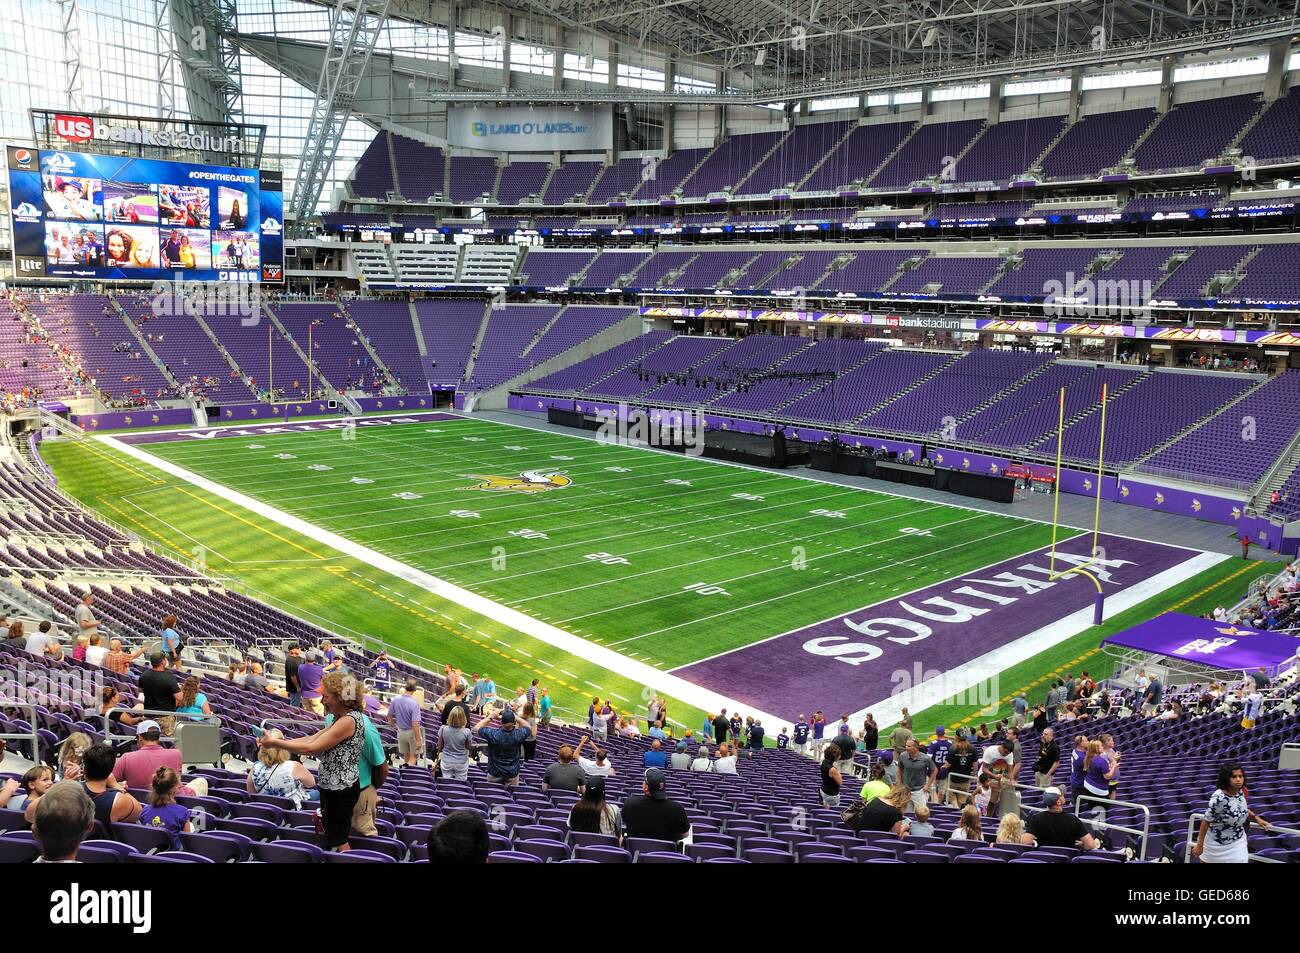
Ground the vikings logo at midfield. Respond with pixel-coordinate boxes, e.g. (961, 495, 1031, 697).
(465, 470, 573, 493)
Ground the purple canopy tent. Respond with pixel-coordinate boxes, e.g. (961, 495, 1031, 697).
(1101, 612, 1300, 681)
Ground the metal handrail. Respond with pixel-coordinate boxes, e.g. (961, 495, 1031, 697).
(98, 706, 223, 737)
(1071, 793, 1151, 860)
(0, 698, 42, 764)
(1183, 811, 1300, 863)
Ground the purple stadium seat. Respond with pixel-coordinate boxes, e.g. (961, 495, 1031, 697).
(0, 837, 39, 863)
(639, 851, 694, 864)
(624, 836, 681, 858)
(687, 843, 734, 862)
(77, 841, 135, 863)
(953, 854, 1004, 864)
(573, 845, 632, 863)
(325, 849, 397, 863)
(743, 847, 794, 863)
(489, 850, 545, 863)
(569, 831, 620, 849)
(900, 850, 950, 863)
(515, 839, 569, 862)
(179, 831, 246, 863)
(801, 853, 854, 863)
(111, 822, 173, 854)
(127, 851, 214, 864)
(252, 841, 322, 863)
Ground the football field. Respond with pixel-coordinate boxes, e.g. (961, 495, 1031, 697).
(72, 410, 1231, 727)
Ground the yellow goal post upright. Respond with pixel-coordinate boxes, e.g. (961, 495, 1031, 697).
(1048, 382, 1109, 625)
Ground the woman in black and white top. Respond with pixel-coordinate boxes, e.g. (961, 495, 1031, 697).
(258, 672, 364, 851)
(1193, 762, 1271, 863)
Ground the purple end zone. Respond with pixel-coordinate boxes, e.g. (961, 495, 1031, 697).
(672, 534, 1200, 721)
(112, 411, 461, 445)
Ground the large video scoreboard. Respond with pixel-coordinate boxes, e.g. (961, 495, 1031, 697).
(6, 146, 283, 283)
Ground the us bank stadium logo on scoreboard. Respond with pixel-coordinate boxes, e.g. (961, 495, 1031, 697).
(261, 217, 282, 236)
(11, 202, 41, 223)
(41, 152, 76, 174)
(465, 471, 573, 493)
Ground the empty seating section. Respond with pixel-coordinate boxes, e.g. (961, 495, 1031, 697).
(463, 304, 559, 391)
(869, 119, 984, 189)
(780, 349, 952, 425)
(1035, 370, 1254, 466)
(636, 335, 808, 407)
(1095, 247, 1188, 289)
(391, 135, 445, 201)
(1131, 95, 1259, 172)
(542, 162, 601, 204)
(350, 132, 395, 199)
(273, 303, 383, 394)
(391, 246, 459, 284)
(526, 331, 674, 393)
(954, 116, 1066, 184)
(739, 121, 852, 195)
(415, 300, 485, 388)
(1156, 245, 1257, 298)
(1039, 108, 1155, 180)
(521, 307, 636, 367)
(519, 250, 597, 286)
(1237, 85, 1300, 162)
(584, 336, 736, 400)
(889, 255, 1002, 295)
(709, 339, 883, 415)
(1123, 193, 1219, 215)
(31, 294, 171, 403)
(987, 248, 1101, 298)
(973, 366, 1144, 450)
(353, 246, 397, 283)
(117, 294, 256, 402)
(345, 300, 428, 393)
(671, 251, 755, 288)
(446, 156, 498, 203)
(762, 251, 838, 291)
(459, 246, 519, 285)
(1224, 245, 1300, 304)
(958, 362, 1101, 445)
(633, 251, 698, 288)
(494, 161, 551, 203)
(631, 148, 708, 199)
(731, 251, 794, 287)
(800, 122, 914, 192)
(680, 131, 783, 197)
(1139, 371, 1300, 486)
(580, 250, 653, 287)
(860, 350, 1052, 434)
(587, 157, 647, 204)
(815, 250, 915, 293)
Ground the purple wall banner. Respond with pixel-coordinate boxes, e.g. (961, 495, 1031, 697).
(931, 447, 1011, 476)
(1102, 613, 1299, 672)
(1116, 478, 1244, 526)
(355, 395, 436, 413)
(74, 408, 194, 431)
(673, 533, 1199, 721)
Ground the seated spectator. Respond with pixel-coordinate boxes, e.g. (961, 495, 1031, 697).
(622, 768, 690, 844)
(690, 746, 713, 771)
(948, 804, 985, 842)
(860, 761, 890, 802)
(1023, 788, 1097, 849)
(542, 745, 586, 793)
(175, 676, 212, 720)
(72, 634, 89, 662)
(138, 766, 190, 850)
(84, 633, 109, 667)
(80, 743, 142, 827)
(103, 638, 145, 675)
(113, 720, 199, 796)
(910, 802, 934, 838)
(567, 775, 621, 838)
(670, 741, 692, 771)
(996, 813, 1025, 845)
(33, 781, 96, 863)
(246, 728, 316, 809)
(574, 737, 616, 777)
(427, 810, 489, 864)
(846, 783, 911, 835)
(243, 661, 271, 693)
(647, 721, 668, 742)
(92, 685, 141, 732)
(643, 739, 668, 769)
(1, 765, 54, 824)
(59, 732, 93, 782)
(713, 743, 738, 775)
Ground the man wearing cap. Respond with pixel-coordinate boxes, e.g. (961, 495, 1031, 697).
(622, 767, 691, 844)
(1023, 787, 1097, 849)
(927, 727, 953, 803)
(831, 722, 856, 778)
(475, 709, 535, 787)
(669, 741, 692, 770)
(298, 649, 325, 715)
(112, 720, 195, 795)
(388, 678, 424, 767)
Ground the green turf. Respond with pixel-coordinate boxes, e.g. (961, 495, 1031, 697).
(119, 415, 1077, 670)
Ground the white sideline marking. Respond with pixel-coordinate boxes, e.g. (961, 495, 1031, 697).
(96, 433, 788, 727)
(847, 550, 1229, 729)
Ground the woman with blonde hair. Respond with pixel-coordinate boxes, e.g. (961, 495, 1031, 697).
(996, 812, 1025, 845)
(949, 804, 985, 842)
(847, 782, 913, 835)
(59, 731, 93, 781)
(245, 727, 316, 809)
(257, 672, 364, 851)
